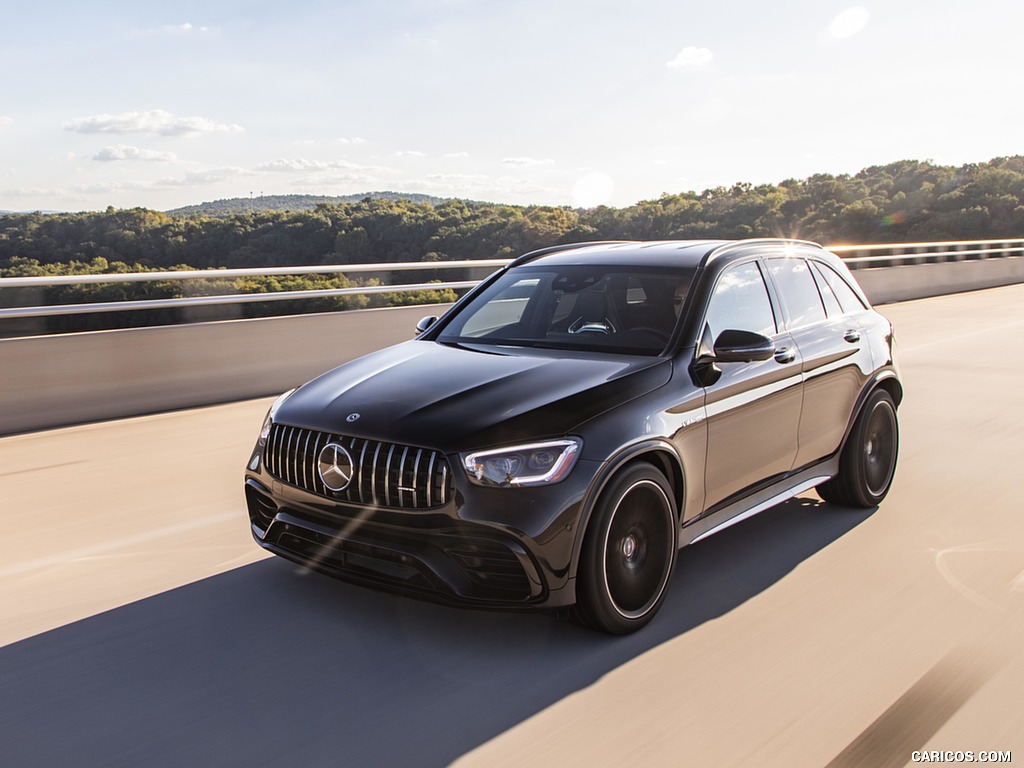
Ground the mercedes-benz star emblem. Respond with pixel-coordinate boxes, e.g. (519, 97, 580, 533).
(317, 443, 355, 492)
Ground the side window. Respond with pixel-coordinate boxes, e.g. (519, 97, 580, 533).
(705, 262, 777, 340)
(810, 262, 843, 317)
(766, 258, 826, 329)
(813, 262, 868, 314)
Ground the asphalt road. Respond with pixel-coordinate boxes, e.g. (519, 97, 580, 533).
(1, 284, 1022, 767)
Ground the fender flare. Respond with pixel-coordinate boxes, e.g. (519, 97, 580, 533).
(836, 368, 903, 456)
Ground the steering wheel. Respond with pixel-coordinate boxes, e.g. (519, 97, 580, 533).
(569, 318, 614, 335)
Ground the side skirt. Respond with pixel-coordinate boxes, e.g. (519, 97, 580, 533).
(681, 457, 839, 546)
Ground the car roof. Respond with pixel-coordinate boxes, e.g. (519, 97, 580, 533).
(514, 239, 824, 270)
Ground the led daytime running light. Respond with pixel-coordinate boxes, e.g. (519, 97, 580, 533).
(463, 438, 581, 487)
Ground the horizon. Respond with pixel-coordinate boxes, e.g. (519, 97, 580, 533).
(4, 152, 1019, 218)
(2, 1, 1021, 214)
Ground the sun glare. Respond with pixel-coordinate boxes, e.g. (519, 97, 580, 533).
(829, 7, 871, 39)
(571, 172, 615, 208)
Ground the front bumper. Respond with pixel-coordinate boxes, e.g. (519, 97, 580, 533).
(244, 451, 594, 610)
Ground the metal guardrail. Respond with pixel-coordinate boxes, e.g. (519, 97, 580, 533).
(1, 240, 1022, 322)
(834, 239, 1024, 265)
(0, 260, 506, 321)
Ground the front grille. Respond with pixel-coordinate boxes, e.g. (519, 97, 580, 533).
(264, 424, 453, 509)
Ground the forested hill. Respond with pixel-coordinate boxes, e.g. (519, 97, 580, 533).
(2, 157, 1023, 275)
(166, 191, 453, 217)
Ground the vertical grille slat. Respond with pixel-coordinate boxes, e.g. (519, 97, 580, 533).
(410, 449, 422, 507)
(383, 445, 395, 507)
(371, 443, 382, 505)
(311, 431, 326, 496)
(397, 446, 409, 506)
(265, 425, 277, 476)
(265, 424, 452, 510)
(290, 427, 301, 487)
(301, 430, 313, 491)
(288, 427, 300, 487)
(426, 452, 436, 508)
(357, 440, 368, 499)
(283, 427, 295, 486)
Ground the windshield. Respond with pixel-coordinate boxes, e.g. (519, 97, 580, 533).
(437, 265, 694, 355)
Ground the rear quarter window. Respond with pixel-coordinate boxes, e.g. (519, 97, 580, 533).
(812, 261, 868, 314)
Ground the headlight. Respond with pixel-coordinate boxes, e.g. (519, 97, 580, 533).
(258, 388, 297, 446)
(462, 438, 582, 487)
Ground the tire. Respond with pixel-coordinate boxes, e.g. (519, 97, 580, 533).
(574, 464, 678, 634)
(818, 389, 899, 508)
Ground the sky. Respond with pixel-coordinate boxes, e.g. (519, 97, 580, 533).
(1, 0, 1021, 213)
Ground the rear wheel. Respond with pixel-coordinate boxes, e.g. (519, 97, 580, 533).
(818, 389, 899, 508)
(574, 464, 678, 634)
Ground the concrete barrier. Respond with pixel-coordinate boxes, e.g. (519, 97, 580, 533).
(0, 305, 450, 435)
(2, 255, 1022, 435)
(852, 254, 1024, 304)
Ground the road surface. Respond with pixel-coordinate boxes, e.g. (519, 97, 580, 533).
(1, 284, 1022, 767)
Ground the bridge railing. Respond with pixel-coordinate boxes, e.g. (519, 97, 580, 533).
(1, 239, 1022, 323)
(0, 259, 507, 321)
(833, 238, 1024, 266)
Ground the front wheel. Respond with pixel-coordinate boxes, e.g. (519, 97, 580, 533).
(818, 388, 899, 508)
(574, 464, 678, 634)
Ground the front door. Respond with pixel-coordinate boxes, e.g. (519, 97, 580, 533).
(700, 260, 803, 510)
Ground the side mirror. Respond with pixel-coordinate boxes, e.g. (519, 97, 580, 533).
(713, 329, 775, 363)
(415, 316, 438, 335)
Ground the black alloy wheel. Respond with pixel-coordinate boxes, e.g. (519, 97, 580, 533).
(818, 388, 899, 508)
(575, 464, 678, 634)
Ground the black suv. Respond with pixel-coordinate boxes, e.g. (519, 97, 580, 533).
(244, 239, 901, 633)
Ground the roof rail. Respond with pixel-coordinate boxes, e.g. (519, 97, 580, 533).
(729, 237, 822, 250)
(705, 237, 823, 264)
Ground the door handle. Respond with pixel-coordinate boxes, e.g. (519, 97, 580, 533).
(843, 329, 861, 343)
(774, 346, 795, 364)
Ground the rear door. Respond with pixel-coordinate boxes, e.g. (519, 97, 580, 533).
(764, 256, 872, 468)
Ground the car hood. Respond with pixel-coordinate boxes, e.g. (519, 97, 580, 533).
(275, 340, 672, 453)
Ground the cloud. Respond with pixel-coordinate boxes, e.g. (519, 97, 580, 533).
(256, 158, 376, 173)
(0, 116, 13, 127)
(828, 7, 870, 39)
(667, 46, 714, 71)
(93, 145, 178, 162)
(502, 156, 554, 167)
(287, 173, 377, 190)
(4, 186, 54, 198)
(396, 150, 427, 157)
(158, 167, 254, 186)
(444, 151, 470, 159)
(159, 22, 211, 34)
(64, 109, 242, 137)
(403, 32, 440, 49)
(337, 136, 368, 145)
(412, 173, 558, 203)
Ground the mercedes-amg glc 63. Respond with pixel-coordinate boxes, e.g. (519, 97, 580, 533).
(244, 239, 901, 633)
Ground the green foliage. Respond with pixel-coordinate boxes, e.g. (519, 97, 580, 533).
(3, 156, 1023, 334)
(166, 191, 452, 218)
